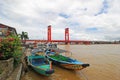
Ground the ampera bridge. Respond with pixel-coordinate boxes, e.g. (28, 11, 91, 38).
(25, 25, 91, 45)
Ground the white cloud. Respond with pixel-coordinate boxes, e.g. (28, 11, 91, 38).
(0, 0, 120, 41)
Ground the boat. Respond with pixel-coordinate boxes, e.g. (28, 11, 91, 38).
(31, 48, 45, 56)
(45, 50, 90, 70)
(27, 55, 54, 76)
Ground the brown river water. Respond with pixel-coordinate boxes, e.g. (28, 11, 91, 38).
(21, 44, 120, 80)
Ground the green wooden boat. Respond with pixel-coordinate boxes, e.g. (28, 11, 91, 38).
(27, 55, 54, 76)
(45, 50, 90, 70)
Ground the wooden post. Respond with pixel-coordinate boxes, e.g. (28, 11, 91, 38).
(50, 61, 52, 70)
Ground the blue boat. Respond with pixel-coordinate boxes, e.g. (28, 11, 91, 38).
(45, 50, 90, 70)
(27, 55, 54, 76)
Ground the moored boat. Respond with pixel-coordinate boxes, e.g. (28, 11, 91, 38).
(27, 55, 54, 76)
(45, 50, 90, 70)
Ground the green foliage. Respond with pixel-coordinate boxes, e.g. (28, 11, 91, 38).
(0, 35, 22, 67)
(0, 67, 3, 74)
(21, 31, 29, 40)
(18, 31, 29, 46)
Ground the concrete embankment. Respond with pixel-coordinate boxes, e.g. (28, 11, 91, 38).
(0, 58, 14, 80)
(7, 64, 22, 80)
(3, 47, 26, 80)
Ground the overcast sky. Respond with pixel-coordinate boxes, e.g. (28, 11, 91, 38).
(0, 0, 120, 41)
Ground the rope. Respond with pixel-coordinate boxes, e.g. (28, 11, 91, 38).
(80, 70, 89, 80)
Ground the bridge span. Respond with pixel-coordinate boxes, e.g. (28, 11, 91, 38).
(25, 39, 91, 45)
(25, 25, 91, 45)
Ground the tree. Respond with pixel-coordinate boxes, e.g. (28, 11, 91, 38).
(19, 31, 29, 46)
(23, 31, 29, 46)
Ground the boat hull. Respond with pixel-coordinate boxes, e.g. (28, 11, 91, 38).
(31, 65, 54, 76)
(27, 55, 54, 76)
(46, 55, 90, 70)
(60, 64, 88, 70)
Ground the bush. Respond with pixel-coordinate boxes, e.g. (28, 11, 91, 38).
(0, 35, 22, 67)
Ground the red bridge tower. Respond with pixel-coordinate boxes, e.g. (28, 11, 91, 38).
(47, 25, 52, 42)
(65, 28, 69, 44)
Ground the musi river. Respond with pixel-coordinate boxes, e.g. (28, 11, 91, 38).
(21, 44, 120, 80)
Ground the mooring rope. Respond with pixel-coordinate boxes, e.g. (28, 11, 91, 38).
(80, 70, 89, 80)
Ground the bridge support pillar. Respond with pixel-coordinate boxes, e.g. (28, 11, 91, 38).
(47, 25, 52, 42)
(65, 28, 69, 44)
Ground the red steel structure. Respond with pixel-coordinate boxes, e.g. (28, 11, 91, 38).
(65, 28, 69, 43)
(26, 40, 90, 45)
(25, 25, 90, 45)
(47, 25, 51, 42)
